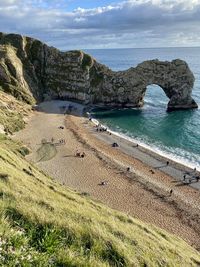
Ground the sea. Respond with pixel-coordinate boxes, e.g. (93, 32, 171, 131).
(84, 47, 200, 170)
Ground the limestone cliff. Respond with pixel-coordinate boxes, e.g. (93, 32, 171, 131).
(0, 32, 198, 111)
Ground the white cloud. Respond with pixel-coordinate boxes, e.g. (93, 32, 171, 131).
(0, 0, 200, 49)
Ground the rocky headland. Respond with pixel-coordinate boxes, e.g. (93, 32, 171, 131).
(0, 32, 198, 111)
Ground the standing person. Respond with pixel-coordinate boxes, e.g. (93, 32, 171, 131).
(75, 149, 80, 157)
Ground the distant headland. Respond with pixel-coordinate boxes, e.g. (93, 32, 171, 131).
(0, 32, 198, 111)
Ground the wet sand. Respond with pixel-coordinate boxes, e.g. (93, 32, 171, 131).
(13, 100, 200, 250)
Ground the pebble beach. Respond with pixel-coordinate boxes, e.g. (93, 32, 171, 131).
(13, 100, 200, 250)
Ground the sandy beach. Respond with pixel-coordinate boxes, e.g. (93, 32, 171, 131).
(13, 100, 200, 250)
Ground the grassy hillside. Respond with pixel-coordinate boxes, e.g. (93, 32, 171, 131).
(0, 134, 200, 267)
(0, 90, 31, 134)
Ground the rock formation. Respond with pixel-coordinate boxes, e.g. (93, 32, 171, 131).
(0, 32, 198, 111)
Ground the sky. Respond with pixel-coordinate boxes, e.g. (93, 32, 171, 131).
(0, 0, 200, 50)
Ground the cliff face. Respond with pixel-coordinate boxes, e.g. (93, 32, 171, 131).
(0, 32, 198, 110)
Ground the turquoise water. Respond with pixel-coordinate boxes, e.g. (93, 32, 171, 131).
(84, 48, 200, 169)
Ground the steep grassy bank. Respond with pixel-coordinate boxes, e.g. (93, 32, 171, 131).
(0, 134, 200, 266)
(0, 90, 31, 134)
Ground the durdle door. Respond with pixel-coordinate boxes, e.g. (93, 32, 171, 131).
(0, 32, 198, 111)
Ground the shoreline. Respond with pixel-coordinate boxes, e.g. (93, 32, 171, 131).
(68, 111, 200, 203)
(87, 110, 200, 173)
(13, 100, 200, 250)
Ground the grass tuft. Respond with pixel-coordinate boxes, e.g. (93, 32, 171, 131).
(0, 173, 9, 182)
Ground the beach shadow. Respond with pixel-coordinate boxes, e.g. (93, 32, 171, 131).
(154, 164, 168, 169)
(153, 195, 166, 200)
(132, 144, 139, 148)
(54, 143, 65, 146)
(36, 143, 57, 162)
(35, 100, 84, 117)
(63, 155, 76, 158)
(98, 182, 108, 186)
(175, 182, 190, 187)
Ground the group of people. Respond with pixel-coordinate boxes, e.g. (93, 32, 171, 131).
(95, 124, 107, 132)
(59, 139, 66, 145)
(50, 137, 66, 145)
(75, 150, 86, 158)
(63, 104, 74, 115)
(183, 168, 200, 183)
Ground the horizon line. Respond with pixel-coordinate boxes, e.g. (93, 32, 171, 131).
(81, 46, 200, 50)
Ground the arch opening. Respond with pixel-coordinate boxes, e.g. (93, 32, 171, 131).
(143, 84, 169, 110)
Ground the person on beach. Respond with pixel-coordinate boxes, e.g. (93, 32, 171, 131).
(51, 137, 54, 144)
(191, 168, 196, 174)
(196, 176, 200, 182)
(166, 161, 169, 166)
(127, 167, 130, 172)
(169, 189, 173, 196)
(81, 152, 86, 158)
(59, 139, 63, 144)
(75, 149, 85, 158)
(112, 142, 119, 147)
(100, 181, 108, 186)
(75, 150, 81, 157)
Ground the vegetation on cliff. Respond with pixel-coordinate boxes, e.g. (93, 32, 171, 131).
(0, 91, 31, 134)
(81, 53, 94, 70)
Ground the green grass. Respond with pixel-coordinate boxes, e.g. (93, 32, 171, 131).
(0, 90, 32, 134)
(0, 107, 25, 134)
(0, 136, 200, 266)
(81, 53, 93, 70)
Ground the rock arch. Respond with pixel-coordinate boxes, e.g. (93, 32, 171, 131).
(95, 59, 198, 111)
(136, 59, 197, 111)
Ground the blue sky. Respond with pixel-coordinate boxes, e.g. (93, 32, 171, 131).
(0, 0, 200, 50)
(30, 0, 123, 10)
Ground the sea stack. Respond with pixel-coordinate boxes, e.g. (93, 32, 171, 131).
(0, 32, 198, 111)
